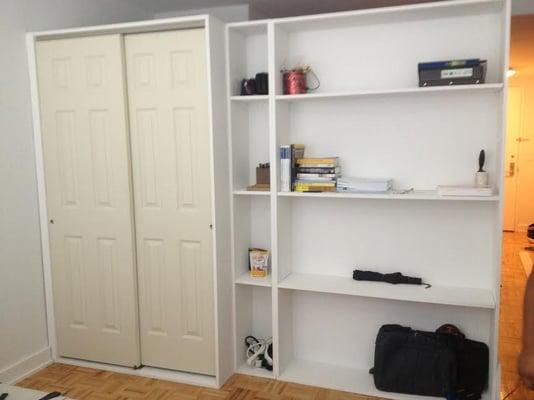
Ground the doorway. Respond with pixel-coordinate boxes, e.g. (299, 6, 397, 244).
(503, 16, 534, 234)
(500, 14, 534, 400)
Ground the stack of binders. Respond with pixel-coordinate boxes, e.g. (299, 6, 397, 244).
(418, 59, 487, 87)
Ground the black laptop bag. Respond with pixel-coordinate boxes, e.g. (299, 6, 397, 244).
(371, 324, 488, 399)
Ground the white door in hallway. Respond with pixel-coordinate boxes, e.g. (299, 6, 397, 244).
(36, 35, 140, 366)
(503, 87, 523, 231)
(125, 29, 215, 374)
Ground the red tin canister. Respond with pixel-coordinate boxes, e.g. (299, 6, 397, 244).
(283, 69, 307, 95)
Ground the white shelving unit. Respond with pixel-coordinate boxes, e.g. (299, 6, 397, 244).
(231, 95, 269, 102)
(278, 190, 500, 201)
(236, 272, 272, 287)
(278, 272, 495, 309)
(226, 1, 510, 398)
(275, 83, 504, 102)
(233, 190, 270, 196)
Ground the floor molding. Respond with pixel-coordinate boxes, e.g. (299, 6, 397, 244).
(56, 357, 219, 388)
(0, 347, 52, 384)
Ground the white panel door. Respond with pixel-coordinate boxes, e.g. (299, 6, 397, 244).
(124, 29, 215, 375)
(503, 87, 522, 231)
(36, 35, 140, 367)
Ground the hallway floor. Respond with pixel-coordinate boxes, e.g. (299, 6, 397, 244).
(500, 232, 533, 399)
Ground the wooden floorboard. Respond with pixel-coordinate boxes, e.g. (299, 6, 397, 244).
(499, 232, 534, 399)
(16, 364, 383, 400)
(16, 232, 533, 399)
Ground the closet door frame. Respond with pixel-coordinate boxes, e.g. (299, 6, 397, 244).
(26, 14, 232, 388)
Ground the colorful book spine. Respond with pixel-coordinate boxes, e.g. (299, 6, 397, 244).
(297, 157, 338, 165)
(296, 176, 337, 182)
(280, 145, 291, 192)
(297, 173, 339, 179)
(295, 183, 336, 192)
(290, 144, 305, 191)
(297, 167, 341, 174)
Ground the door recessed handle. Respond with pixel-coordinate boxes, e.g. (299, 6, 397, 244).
(508, 162, 515, 177)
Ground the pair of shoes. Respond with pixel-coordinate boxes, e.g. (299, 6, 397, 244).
(245, 336, 273, 371)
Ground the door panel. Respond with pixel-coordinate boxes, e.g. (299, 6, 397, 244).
(503, 87, 522, 231)
(36, 35, 140, 366)
(125, 29, 215, 375)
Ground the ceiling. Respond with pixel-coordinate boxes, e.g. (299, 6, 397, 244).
(126, 0, 534, 19)
(247, 0, 442, 19)
(124, 0, 441, 18)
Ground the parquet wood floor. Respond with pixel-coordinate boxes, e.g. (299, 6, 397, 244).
(16, 232, 533, 399)
(499, 232, 534, 399)
(16, 363, 383, 400)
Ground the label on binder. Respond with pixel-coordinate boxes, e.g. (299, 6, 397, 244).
(441, 68, 473, 79)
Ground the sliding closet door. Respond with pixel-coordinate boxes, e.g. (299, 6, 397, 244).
(125, 29, 215, 374)
(36, 35, 140, 366)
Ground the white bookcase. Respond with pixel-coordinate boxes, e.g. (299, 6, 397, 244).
(226, 1, 510, 398)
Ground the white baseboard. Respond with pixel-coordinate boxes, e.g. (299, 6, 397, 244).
(0, 347, 52, 384)
(57, 357, 218, 388)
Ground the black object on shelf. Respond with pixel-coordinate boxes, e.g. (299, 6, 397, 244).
(478, 149, 486, 172)
(353, 269, 430, 288)
(240, 72, 268, 95)
(240, 78, 256, 95)
(418, 58, 487, 87)
(371, 324, 489, 399)
(255, 72, 268, 94)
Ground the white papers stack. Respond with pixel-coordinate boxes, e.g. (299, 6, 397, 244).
(337, 177, 393, 193)
(437, 185, 495, 197)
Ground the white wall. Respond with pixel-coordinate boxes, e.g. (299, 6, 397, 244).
(512, 0, 534, 16)
(154, 4, 249, 22)
(0, 0, 150, 383)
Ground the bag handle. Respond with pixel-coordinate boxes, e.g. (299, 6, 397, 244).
(306, 68, 320, 91)
(436, 324, 465, 340)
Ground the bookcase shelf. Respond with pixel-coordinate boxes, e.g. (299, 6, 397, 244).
(278, 272, 495, 309)
(237, 362, 274, 379)
(275, 83, 504, 102)
(234, 285, 272, 375)
(277, 190, 499, 202)
(236, 272, 272, 287)
(231, 95, 269, 102)
(234, 190, 270, 196)
(279, 359, 440, 400)
(227, 0, 507, 397)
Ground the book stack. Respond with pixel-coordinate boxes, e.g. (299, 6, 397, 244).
(294, 157, 340, 192)
(337, 177, 392, 193)
(280, 144, 305, 192)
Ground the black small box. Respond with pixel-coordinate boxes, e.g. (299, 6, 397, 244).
(255, 73, 269, 94)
